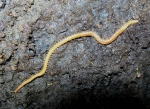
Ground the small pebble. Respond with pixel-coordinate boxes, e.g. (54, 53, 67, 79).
(11, 64, 18, 71)
(20, 27, 24, 32)
(0, 54, 3, 58)
(136, 73, 141, 78)
(30, 0, 34, 5)
(9, 21, 14, 26)
(23, 103, 27, 108)
(0, 59, 4, 64)
(12, 41, 18, 45)
(50, 72, 55, 76)
(14, 60, 18, 65)
(0, 32, 5, 38)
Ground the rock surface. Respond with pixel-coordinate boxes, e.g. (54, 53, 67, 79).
(0, 0, 149, 109)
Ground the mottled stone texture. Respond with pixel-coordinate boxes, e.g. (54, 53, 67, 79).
(0, 0, 149, 109)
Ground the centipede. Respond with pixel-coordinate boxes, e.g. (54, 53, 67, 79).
(14, 20, 138, 93)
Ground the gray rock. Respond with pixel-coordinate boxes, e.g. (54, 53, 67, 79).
(0, 76, 4, 84)
(0, 1, 5, 8)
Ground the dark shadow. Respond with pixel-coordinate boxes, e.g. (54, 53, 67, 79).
(25, 87, 145, 109)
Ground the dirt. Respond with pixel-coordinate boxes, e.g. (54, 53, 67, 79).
(0, 0, 150, 109)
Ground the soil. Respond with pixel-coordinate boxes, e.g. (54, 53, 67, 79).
(0, 0, 150, 109)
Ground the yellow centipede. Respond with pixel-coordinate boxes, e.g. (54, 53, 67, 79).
(14, 20, 138, 93)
